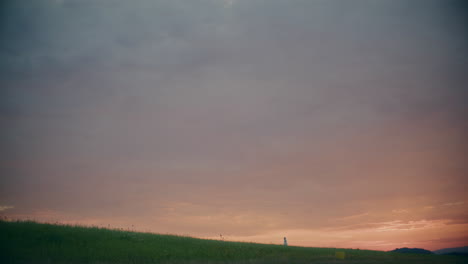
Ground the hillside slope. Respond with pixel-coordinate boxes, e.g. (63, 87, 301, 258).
(1, 220, 467, 264)
(433, 246, 468, 255)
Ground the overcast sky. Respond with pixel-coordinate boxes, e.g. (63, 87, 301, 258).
(1, 0, 467, 250)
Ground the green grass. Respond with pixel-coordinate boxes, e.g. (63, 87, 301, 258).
(0, 220, 466, 264)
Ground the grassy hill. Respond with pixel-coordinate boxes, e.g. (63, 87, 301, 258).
(1, 220, 466, 264)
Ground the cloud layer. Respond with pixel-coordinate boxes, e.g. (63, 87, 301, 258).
(1, 0, 467, 250)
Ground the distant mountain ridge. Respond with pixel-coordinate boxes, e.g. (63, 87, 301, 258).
(389, 248, 433, 254)
(433, 246, 468, 255)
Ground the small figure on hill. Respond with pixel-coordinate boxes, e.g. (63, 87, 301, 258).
(283, 237, 288, 246)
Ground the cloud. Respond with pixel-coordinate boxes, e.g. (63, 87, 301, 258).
(443, 201, 465, 207)
(0, 205, 14, 212)
(337, 212, 370, 220)
(374, 220, 447, 232)
(323, 218, 462, 233)
(426, 236, 468, 247)
(392, 209, 409, 214)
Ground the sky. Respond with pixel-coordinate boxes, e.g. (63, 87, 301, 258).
(1, 0, 468, 251)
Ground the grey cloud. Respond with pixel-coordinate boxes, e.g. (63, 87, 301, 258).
(1, 0, 467, 246)
(1, 0, 228, 78)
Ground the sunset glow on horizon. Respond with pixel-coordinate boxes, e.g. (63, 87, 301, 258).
(1, 0, 467, 252)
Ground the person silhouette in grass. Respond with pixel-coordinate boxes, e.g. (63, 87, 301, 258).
(283, 237, 288, 246)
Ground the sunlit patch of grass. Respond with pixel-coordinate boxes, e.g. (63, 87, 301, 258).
(0, 220, 466, 263)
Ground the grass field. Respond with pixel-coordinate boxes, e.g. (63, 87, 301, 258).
(1, 220, 466, 264)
